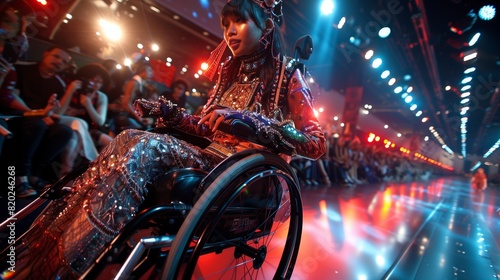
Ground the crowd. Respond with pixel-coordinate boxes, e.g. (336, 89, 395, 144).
(0, 2, 192, 198)
(291, 131, 435, 188)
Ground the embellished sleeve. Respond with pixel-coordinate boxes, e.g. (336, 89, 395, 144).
(133, 94, 216, 137)
(284, 69, 326, 159)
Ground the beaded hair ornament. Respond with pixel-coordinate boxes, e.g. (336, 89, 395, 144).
(203, 0, 284, 81)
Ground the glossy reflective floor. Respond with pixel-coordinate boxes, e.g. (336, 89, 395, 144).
(293, 177, 500, 280)
(1, 177, 499, 279)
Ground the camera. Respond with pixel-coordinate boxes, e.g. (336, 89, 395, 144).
(78, 78, 95, 95)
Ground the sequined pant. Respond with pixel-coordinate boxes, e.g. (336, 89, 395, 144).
(14, 130, 220, 279)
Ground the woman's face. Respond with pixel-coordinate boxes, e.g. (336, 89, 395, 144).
(90, 75, 104, 92)
(223, 13, 263, 57)
(172, 83, 186, 100)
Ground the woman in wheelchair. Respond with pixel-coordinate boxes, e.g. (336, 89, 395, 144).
(12, 0, 326, 278)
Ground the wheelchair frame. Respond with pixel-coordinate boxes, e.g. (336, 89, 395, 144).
(1, 149, 303, 280)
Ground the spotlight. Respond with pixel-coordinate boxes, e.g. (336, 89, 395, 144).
(372, 58, 382, 68)
(381, 70, 390, 79)
(468, 32, 481, 46)
(479, 5, 496, 21)
(378, 27, 391, 38)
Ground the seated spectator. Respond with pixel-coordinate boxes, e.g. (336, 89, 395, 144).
(57, 63, 113, 176)
(1, 44, 73, 197)
(108, 62, 154, 134)
(163, 78, 189, 109)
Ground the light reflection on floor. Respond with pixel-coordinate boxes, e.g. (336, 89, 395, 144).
(292, 177, 500, 280)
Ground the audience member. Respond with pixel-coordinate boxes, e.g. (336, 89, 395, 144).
(163, 78, 189, 109)
(1, 46, 73, 197)
(108, 62, 154, 134)
(57, 63, 113, 176)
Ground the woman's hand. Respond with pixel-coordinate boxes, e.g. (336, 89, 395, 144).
(79, 92, 92, 107)
(68, 80, 82, 94)
(43, 94, 60, 116)
(198, 107, 231, 132)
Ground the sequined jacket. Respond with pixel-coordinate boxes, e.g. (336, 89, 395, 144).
(161, 55, 326, 160)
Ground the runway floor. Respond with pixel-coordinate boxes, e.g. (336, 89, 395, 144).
(293, 177, 500, 280)
(1, 176, 499, 279)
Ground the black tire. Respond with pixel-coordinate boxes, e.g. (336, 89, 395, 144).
(163, 152, 302, 279)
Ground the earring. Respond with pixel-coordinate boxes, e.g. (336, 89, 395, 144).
(260, 31, 271, 49)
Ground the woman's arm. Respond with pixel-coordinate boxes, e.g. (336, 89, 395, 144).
(283, 69, 326, 159)
(82, 91, 108, 127)
(58, 80, 81, 114)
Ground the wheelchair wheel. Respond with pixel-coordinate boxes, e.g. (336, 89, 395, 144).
(163, 152, 302, 279)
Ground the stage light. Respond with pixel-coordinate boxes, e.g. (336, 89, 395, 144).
(416, 111, 423, 117)
(461, 77, 472, 84)
(372, 58, 382, 68)
(479, 5, 496, 21)
(394, 86, 403, 94)
(381, 70, 390, 79)
(407, 86, 413, 93)
(378, 27, 391, 38)
(321, 0, 334, 16)
(364, 50, 374, 60)
(463, 51, 477, 61)
(461, 98, 470, 104)
(461, 85, 471, 91)
(461, 92, 470, 98)
(388, 78, 396, 86)
(405, 96, 413, 103)
(410, 104, 417, 111)
(384, 125, 388, 129)
(445, 85, 451, 91)
(137, 43, 143, 49)
(464, 67, 476, 74)
(338, 17, 346, 29)
(468, 32, 481, 46)
(151, 43, 160, 51)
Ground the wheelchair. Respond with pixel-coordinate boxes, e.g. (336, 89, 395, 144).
(1, 130, 303, 280)
(0, 35, 314, 279)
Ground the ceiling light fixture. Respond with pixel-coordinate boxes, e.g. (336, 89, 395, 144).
(461, 85, 471, 91)
(381, 70, 390, 79)
(461, 77, 473, 84)
(372, 58, 382, 68)
(464, 67, 476, 74)
(463, 51, 478, 61)
(338, 17, 346, 29)
(468, 32, 481, 46)
(364, 50, 374, 60)
(479, 5, 496, 21)
(378, 27, 391, 38)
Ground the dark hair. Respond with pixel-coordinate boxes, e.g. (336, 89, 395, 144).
(221, 0, 286, 111)
(134, 62, 152, 75)
(76, 63, 111, 91)
(171, 78, 189, 91)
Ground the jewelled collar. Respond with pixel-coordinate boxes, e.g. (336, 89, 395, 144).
(239, 48, 267, 75)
